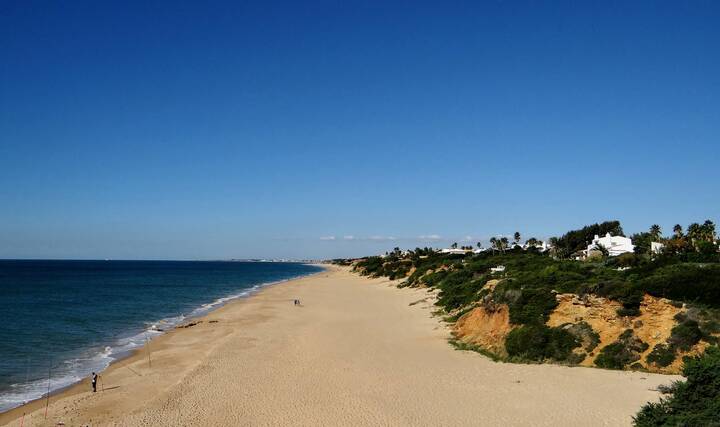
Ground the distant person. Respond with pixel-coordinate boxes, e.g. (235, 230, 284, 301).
(91, 372, 98, 392)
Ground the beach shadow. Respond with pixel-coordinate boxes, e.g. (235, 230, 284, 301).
(102, 386, 121, 391)
(125, 365, 143, 377)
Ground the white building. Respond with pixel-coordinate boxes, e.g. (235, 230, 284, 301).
(586, 233, 635, 257)
(523, 240, 551, 252)
(651, 242, 665, 255)
(439, 248, 470, 255)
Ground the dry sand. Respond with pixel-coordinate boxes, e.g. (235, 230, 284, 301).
(1, 265, 678, 426)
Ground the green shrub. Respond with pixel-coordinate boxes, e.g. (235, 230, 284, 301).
(436, 269, 483, 311)
(595, 342, 631, 370)
(493, 282, 559, 325)
(505, 324, 579, 362)
(635, 264, 720, 307)
(614, 252, 642, 268)
(564, 321, 600, 352)
(702, 319, 720, 334)
(634, 346, 720, 426)
(616, 292, 643, 317)
(668, 320, 703, 351)
(646, 344, 676, 368)
(595, 330, 649, 370)
(668, 300, 684, 308)
(617, 307, 641, 317)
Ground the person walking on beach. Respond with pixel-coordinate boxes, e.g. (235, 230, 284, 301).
(91, 372, 98, 393)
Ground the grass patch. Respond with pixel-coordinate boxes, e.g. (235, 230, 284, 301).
(448, 338, 503, 362)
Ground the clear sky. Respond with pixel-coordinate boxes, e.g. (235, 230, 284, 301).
(1, 1, 718, 260)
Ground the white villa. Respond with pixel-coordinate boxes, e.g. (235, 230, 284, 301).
(523, 241, 551, 252)
(651, 241, 665, 254)
(584, 233, 635, 257)
(439, 248, 471, 255)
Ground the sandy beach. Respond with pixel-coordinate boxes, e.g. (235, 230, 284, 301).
(1, 265, 677, 427)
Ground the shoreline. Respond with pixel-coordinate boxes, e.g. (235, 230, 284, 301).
(1, 265, 678, 426)
(0, 265, 326, 421)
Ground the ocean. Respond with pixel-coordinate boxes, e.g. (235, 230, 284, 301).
(0, 260, 323, 412)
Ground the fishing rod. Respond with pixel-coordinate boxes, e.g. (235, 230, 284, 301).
(44, 361, 51, 419)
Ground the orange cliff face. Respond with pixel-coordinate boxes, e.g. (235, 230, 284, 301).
(454, 303, 513, 357)
(452, 283, 712, 374)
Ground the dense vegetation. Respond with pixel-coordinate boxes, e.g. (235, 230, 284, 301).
(551, 220, 624, 258)
(634, 345, 720, 426)
(347, 220, 720, 368)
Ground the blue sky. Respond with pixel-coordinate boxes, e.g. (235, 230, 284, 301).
(1, 1, 718, 260)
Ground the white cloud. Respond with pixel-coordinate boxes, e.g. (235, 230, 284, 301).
(319, 236, 336, 241)
(417, 234, 442, 241)
(368, 235, 396, 241)
(343, 235, 355, 240)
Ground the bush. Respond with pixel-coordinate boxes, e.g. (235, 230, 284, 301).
(614, 252, 643, 268)
(668, 320, 703, 351)
(564, 321, 600, 353)
(634, 346, 720, 426)
(646, 344, 676, 368)
(617, 307, 642, 317)
(595, 330, 649, 370)
(616, 292, 643, 317)
(436, 269, 483, 311)
(505, 324, 579, 362)
(493, 282, 559, 325)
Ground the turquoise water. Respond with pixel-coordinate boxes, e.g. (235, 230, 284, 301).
(0, 260, 323, 412)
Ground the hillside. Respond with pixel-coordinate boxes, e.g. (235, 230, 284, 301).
(346, 225, 720, 374)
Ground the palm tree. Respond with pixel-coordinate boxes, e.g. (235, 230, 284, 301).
(513, 232, 521, 247)
(451, 242, 458, 249)
(476, 242, 483, 250)
(649, 224, 661, 241)
(673, 224, 683, 238)
(688, 223, 701, 245)
(489, 237, 497, 254)
(702, 220, 716, 242)
(499, 237, 509, 253)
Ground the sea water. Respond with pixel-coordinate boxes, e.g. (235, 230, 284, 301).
(0, 260, 323, 412)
